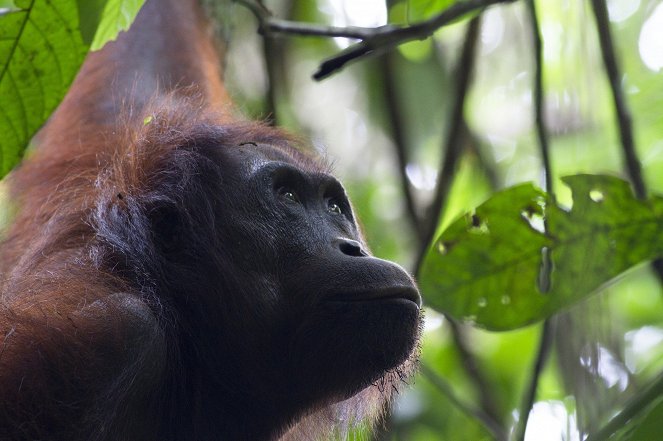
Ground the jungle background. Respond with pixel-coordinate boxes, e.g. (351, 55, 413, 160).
(2, 0, 663, 440)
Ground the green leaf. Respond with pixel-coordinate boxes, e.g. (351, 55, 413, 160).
(0, 0, 87, 176)
(390, 0, 455, 24)
(419, 174, 663, 331)
(80, 0, 145, 51)
(0, 0, 145, 179)
(409, 0, 455, 22)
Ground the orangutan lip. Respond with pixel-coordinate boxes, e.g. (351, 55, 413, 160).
(332, 286, 422, 308)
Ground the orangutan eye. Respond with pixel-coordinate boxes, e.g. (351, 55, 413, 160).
(328, 201, 342, 215)
(278, 187, 299, 203)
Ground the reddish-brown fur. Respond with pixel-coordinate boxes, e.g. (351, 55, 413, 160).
(0, 1, 420, 440)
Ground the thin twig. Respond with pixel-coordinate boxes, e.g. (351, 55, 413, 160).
(512, 3, 555, 440)
(379, 54, 424, 242)
(236, 0, 384, 39)
(314, 0, 515, 79)
(415, 17, 481, 271)
(589, 0, 663, 281)
(421, 363, 507, 441)
(448, 319, 504, 433)
(237, 0, 517, 80)
(264, 19, 383, 40)
(410, 18, 504, 430)
(527, 0, 552, 193)
(513, 321, 554, 441)
(589, 0, 643, 198)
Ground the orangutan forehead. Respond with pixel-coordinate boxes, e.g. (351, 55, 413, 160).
(230, 141, 329, 175)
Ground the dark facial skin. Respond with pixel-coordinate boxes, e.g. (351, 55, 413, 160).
(205, 142, 422, 417)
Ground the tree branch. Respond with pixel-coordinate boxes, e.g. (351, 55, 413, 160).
(379, 54, 424, 242)
(448, 318, 504, 433)
(415, 17, 481, 271)
(527, 0, 552, 193)
(589, 0, 663, 281)
(512, 3, 555, 440)
(513, 321, 554, 441)
(314, 0, 516, 80)
(589, 0, 644, 198)
(237, 0, 517, 79)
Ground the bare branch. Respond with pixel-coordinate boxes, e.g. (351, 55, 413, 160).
(589, 0, 644, 199)
(415, 17, 481, 272)
(379, 54, 424, 242)
(314, 0, 516, 79)
(448, 319, 505, 434)
(267, 19, 383, 40)
(512, 4, 555, 441)
(237, 0, 518, 79)
(513, 321, 554, 441)
(589, 0, 663, 281)
(527, 0, 552, 194)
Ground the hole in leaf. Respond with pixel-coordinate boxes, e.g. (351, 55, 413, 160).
(436, 240, 457, 255)
(589, 189, 604, 202)
(521, 210, 545, 233)
(537, 246, 553, 294)
(467, 213, 489, 234)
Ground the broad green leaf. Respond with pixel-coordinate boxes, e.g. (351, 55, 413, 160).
(0, 0, 87, 176)
(0, 0, 144, 179)
(419, 174, 663, 331)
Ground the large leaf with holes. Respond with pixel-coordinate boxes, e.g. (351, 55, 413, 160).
(419, 174, 663, 331)
(0, 0, 144, 178)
